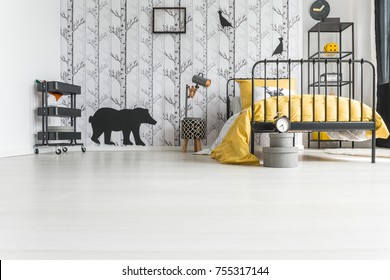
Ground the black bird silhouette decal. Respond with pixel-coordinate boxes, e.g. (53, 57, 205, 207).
(272, 37, 284, 56)
(218, 10, 233, 28)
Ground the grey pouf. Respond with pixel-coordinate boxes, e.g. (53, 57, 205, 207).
(263, 133, 298, 168)
(270, 133, 294, 148)
(263, 147, 299, 168)
(181, 118, 206, 139)
(181, 117, 206, 153)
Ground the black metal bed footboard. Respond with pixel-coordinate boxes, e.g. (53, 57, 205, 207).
(250, 59, 376, 163)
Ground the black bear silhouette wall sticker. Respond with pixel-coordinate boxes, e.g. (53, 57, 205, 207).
(89, 107, 157, 146)
(218, 10, 232, 28)
(272, 37, 284, 56)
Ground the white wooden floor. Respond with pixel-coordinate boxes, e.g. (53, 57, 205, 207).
(0, 149, 390, 260)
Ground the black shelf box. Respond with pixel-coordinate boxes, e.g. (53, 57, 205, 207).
(308, 22, 353, 33)
(37, 81, 81, 95)
(37, 107, 81, 117)
(37, 132, 82, 141)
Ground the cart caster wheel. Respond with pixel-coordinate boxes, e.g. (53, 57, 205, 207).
(55, 149, 62, 155)
(81, 147, 86, 153)
(34, 148, 39, 155)
(62, 147, 68, 153)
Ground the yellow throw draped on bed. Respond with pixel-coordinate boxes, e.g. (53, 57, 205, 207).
(211, 95, 390, 165)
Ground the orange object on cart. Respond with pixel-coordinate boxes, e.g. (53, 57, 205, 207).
(48, 92, 63, 101)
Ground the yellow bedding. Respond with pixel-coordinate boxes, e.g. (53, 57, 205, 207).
(211, 95, 390, 165)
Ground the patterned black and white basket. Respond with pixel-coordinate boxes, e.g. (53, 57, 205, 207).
(181, 118, 206, 139)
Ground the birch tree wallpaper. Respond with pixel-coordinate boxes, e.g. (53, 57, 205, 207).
(60, 0, 302, 147)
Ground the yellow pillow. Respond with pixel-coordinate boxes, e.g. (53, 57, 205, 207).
(237, 79, 296, 109)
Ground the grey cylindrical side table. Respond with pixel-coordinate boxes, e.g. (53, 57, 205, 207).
(181, 118, 206, 152)
(263, 133, 299, 168)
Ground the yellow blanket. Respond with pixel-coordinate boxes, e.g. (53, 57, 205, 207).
(211, 95, 390, 165)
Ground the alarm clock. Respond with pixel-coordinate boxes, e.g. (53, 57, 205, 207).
(273, 116, 291, 133)
(310, 0, 330, 21)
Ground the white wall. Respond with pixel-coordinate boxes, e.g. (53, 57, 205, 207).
(0, 0, 60, 157)
(353, 0, 376, 106)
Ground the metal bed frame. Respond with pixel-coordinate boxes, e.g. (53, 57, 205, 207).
(226, 59, 377, 163)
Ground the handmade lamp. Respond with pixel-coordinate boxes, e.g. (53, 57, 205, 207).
(181, 74, 211, 153)
(184, 73, 211, 118)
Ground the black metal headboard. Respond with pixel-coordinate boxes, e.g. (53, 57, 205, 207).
(250, 59, 375, 124)
(226, 77, 291, 119)
(226, 78, 240, 118)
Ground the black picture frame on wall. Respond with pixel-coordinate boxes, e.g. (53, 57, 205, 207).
(152, 7, 186, 34)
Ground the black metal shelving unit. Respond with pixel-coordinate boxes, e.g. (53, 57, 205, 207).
(34, 80, 86, 155)
(307, 20, 355, 149)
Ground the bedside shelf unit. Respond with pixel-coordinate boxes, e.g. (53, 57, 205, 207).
(34, 81, 86, 155)
(308, 20, 355, 149)
(308, 21, 355, 95)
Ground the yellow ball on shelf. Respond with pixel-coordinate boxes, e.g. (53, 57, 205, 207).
(324, 42, 339, 56)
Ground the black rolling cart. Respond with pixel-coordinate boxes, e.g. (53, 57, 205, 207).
(34, 80, 86, 155)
